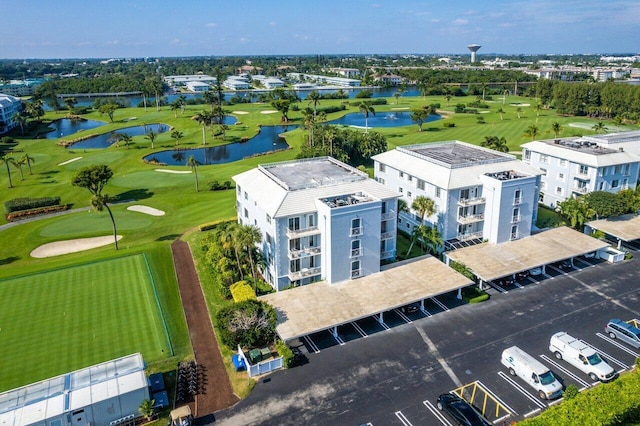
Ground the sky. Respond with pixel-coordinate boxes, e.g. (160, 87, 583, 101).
(1, 0, 639, 59)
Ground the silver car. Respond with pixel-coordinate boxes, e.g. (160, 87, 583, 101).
(605, 319, 640, 348)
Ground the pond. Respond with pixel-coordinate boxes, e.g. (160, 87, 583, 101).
(44, 118, 106, 139)
(328, 111, 440, 128)
(143, 125, 296, 166)
(67, 123, 170, 149)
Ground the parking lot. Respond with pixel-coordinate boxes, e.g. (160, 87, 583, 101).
(213, 254, 640, 426)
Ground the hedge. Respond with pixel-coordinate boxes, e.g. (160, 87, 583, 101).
(4, 197, 61, 213)
(198, 217, 237, 232)
(275, 340, 295, 368)
(230, 281, 257, 303)
(519, 368, 640, 426)
(5, 205, 68, 221)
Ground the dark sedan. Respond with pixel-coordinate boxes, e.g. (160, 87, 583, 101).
(436, 393, 492, 426)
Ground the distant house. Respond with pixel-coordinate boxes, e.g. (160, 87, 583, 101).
(0, 93, 22, 135)
(224, 76, 252, 90)
(237, 65, 263, 75)
(286, 72, 360, 87)
(329, 67, 361, 78)
(252, 75, 285, 89)
(0, 79, 45, 97)
(164, 74, 217, 87)
(373, 73, 403, 86)
(185, 81, 211, 92)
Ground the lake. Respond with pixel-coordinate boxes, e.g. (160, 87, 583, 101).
(68, 123, 170, 149)
(328, 111, 440, 128)
(44, 118, 106, 139)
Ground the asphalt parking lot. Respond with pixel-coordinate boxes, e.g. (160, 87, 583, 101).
(212, 255, 640, 425)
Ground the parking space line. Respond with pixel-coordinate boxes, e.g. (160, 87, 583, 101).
(394, 410, 413, 426)
(423, 400, 453, 426)
(330, 330, 345, 346)
(543, 272, 554, 280)
(431, 297, 450, 312)
(373, 316, 390, 330)
(575, 257, 596, 268)
(513, 280, 524, 289)
(351, 321, 368, 338)
(487, 281, 508, 293)
(581, 337, 630, 369)
(596, 332, 640, 357)
(476, 380, 519, 416)
(497, 371, 547, 409)
(540, 354, 591, 389)
(394, 308, 413, 324)
(421, 308, 432, 317)
(302, 335, 320, 354)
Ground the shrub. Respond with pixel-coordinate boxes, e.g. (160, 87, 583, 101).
(230, 281, 257, 303)
(291, 104, 300, 111)
(592, 229, 606, 240)
(476, 116, 485, 124)
(5, 205, 68, 221)
(463, 108, 478, 114)
(198, 217, 237, 232)
(462, 286, 490, 304)
(349, 98, 387, 107)
(5, 197, 62, 213)
(443, 122, 456, 128)
(276, 340, 295, 368)
(564, 384, 579, 400)
(216, 299, 277, 348)
(355, 89, 373, 98)
(208, 180, 233, 191)
(454, 104, 466, 113)
(319, 105, 346, 114)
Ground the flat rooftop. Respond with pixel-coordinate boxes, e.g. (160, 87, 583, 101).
(398, 141, 512, 168)
(586, 214, 640, 242)
(445, 227, 609, 282)
(260, 157, 367, 191)
(584, 130, 640, 145)
(259, 256, 472, 341)
(540, 138, 618, 155)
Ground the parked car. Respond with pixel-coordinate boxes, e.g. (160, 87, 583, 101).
(552, 259, 572, 270)
(436, 393, 493, 426)
(549, 331, 617, 382)
(495, 276, 515, 287)
(605, 319, 640, 348)
(501, 346, 563, 400)
(516, 270, 530, 281)
(529, 266, 543, 276)
(400, 303, 419, 313)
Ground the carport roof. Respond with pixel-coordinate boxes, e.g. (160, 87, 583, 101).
(444, 226, 609, 282)
(586, 214, 640, 242)
(259, 256, 472, 341)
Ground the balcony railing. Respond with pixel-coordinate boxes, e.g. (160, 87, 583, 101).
(572, 186, 589, 194)
(288, 266, 322, 281)
(456, 231, 483, 241)
(381, 231, 394, 240)
(286, 226, 321, 238)
(510, 232, 519, 240)
(350, 226, 363, 237)
(458, 197, 486, 206)
(351, 268, 363, 279)
(511, 214, 521, 223)
(381, 211, 395, 220)
(288, 246, 322, 259)
(350, 247, 363, 258)
(457, 213, 484, 224)
(380, 250, 395, 259)
(513, 197, 523, 205)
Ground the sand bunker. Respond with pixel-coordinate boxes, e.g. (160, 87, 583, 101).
(31, 235, 123, 258)
(260, 110, 278, 114)
(391, 107, 410, 110)
(155, 169, 192, 174)
(58, 157, 82, 166)
(509, 102, 531, 107)
(127, 205, 165, 216)
(232, 111, 249, 115)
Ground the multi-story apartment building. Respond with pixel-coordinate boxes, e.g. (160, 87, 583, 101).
(521, 133, 640, 207)
(0, 93, 22, 135)
(233, 157, 399, 291)
(372, 141, 543, 249)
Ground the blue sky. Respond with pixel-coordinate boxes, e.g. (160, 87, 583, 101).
(1, 0, 639, 58)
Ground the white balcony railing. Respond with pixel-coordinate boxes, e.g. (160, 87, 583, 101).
(458, 197, 486, 206)
(513, 197, 523, 205)
(572, 186, 589, 194)
(288, 266, 322, 281)
(510, 232, 519, 240)
(288, 246, 322, 259)
(457, 213, 484, 224)
(350, 226, 363, 237)
(381, 231, 394, 240)
(381, 211, 395, 220)
(351, 268, 363, 279)
(511, 215, 521, 223)
(351, 247, 363, 258)
(456, 231, 483, 241)
(286, 226, 321, 238)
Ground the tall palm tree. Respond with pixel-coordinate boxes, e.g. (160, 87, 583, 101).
(237, 225, 262, 284)
(21, 153, 35, 174)
(496, 108, 505, 121)
(423, 225, 443, 255)
(186, 155, 200, 192)
(307, 90, 321, 120)
(523, 125, 539, 141)
(358, 102, 375, 133)
(551, 121, 562, 138)
(14, 156, 26, 180)
(406, 196, 436, 255)
(0, 154, 17, 188)
(169, 100, 181, 118)
(515, 107, 523, 119)
(145, 129, 157, 149)
(481, 136, 509, 152)
(192, 110, 212, 145)
(218, 124, 229, 141)
(171, 130, 184, 146)
(117, 133, 132, 150)
(534, 102, 542, 123)
(12, 112, 27, 135)
(178, 95, 187, 115)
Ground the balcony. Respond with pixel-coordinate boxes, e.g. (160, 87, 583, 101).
(351, 268, 363, 279)
(351, 247, 363, 258)
(511, 214, 521, 223)
(380, 250, 395, 259)
(286, 226, 321, 238)
(288, 246, 322, 259)
(572, 186, 589, 194)
(381, 211, 395, 220)
(458, 197, 486, 207)
(288, 266, 322, 281)
(381, 231, 394, 240)
(456, 231, 483, 241)
(350, 226, 363, 237)
(513, 197, 523, 205)
(510, 232, 519, 241)
(457, 213, 484, 224)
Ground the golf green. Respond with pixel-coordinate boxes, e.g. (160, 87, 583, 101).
(0, 254, 171, 392)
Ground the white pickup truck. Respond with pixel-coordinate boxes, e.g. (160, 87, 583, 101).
(549, 331, 617, 382)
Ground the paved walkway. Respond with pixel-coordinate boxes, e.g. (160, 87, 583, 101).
(171, 240, 239, 417)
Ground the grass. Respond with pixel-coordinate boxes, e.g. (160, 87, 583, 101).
(0, 254, 172, 392)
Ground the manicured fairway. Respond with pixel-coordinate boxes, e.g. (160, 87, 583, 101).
(0, 254, 171, 392)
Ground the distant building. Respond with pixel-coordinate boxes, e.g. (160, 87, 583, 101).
(0, 79, 45, 97)
(0, 93, 22, 135)
(522, 132, 640, 207)
(373, 141, 542, 249)
(185, 81, 211, 92)
(223, 76, 252, 90)
(287, 73, 361, 87)
(252, 75, 285, 89)
(233, 157, 399, 291)
(164, 74, 217, 87)
(328, 67, 361, 78)
(0, 353, 149, 426)
(373, 73, 403, 86)
(236, 65, 263, 75)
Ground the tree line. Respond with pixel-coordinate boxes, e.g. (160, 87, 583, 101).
(557, 188, 640, 230)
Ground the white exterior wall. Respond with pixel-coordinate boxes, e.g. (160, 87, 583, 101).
(0, 94, 22, 135)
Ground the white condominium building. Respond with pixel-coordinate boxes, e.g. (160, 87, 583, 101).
(521, 132, 640, 207)
(233, 157, 400, 291)
(0, 93, 22, 135)
(373, 141, 543, 249)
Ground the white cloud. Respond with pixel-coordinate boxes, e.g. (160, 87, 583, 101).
(269, 21, 277, 26)
(431, 18, 440, 23)
(239, 37, 249, 44)
(294, 34, 309, 41)
(453, 19, 469, 25)
(206, 22, 217, 27)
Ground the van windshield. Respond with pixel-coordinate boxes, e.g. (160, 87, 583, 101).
(539, 371, 556, 385)
(587, 353, 603, 365)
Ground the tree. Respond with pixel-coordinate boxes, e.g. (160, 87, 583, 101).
(481, 136, 509, 152)
(358, 102, 375, 133)
(25, 99, 44, 122)
(178, 94, 187, 115)
(271, 99, 291, 123)
(307, 90, 321, 120)
(585, 191, 627, 218)
(169, 99, 181, 118)
(406, 196, 436, 255)
(236, 225, 262, 285)
(98, 103, 118, 122)
(192, 110, 213, 145)
(21, 153, 35, 174)
(215, 299, 277, 348)
(63, 97, 77, 112)
(592, 121, 608, 134)
(12, 112, 27, 135)
(557, 197, 594, 229)
(0, 154, 17, 188)
(144, 129, 157, 149)
(203, 89, 219, 112)
(410, 108, 429, 132)
(422, 225, 443, 255)
(71, 165, 119, 250)
(523, 125, 539, 141)
(534, 102, 543, 123)
(138, 399, 155, 421)
(171, 130, 184, 146)
(186, 155, 200, 192)
(218, 124, 229, 141)
(14, 156, 26, 180)
(114, 133, 132, 149)
(515, 107, 523, 119)
(496, 108, 505, 121)
(551, 121, 562, 138)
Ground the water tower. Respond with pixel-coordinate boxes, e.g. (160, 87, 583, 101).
(467, 44, 481, 63)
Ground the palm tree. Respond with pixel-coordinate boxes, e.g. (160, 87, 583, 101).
(307, 90, 321, 120)
(523, 125, 539, 141)
(21, 153, 35, 174)
(186, 155, 200, 192)
(145, 129, 157, 149)
(138, 399, 155, 421)
(592, 121, 608, 134)
(551, 121, 562, 138)
(481, 136, 509, 152)
(192, 110, 212, 145)
(117, 133, 132, 150)
(178, 95, 187, 115)
(515, 107, 523, 119)
(169, 100, 181, 118)
(406, 196, 436, 255)
(496, 108, 505, 121)
(534, 102, 542, 123)
(237, 225, 262, 285)
(423, 225, 443, 255)
(218, 124, 229, 141)
(358, 102, 375, 133)
(14, 156, 26, 180)
(171, 130, 184, 146)
(0, 154, 17, 188)
(12, 112, 27, 135)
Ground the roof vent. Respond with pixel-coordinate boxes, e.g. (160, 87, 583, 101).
(554, 139, 560, 144)
(619, 147, 624, 152)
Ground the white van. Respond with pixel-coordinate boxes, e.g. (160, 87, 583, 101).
(549, 332, 617, 382)
(501, 346, 563, 400)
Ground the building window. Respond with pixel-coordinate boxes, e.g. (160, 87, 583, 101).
(511, 225, 519, 240)
(290, 259, 300, 273)
(615, 165, 623, 174)
(244, 191, 248, 200)
(288, 217, 300, 231)
(399, 171, 404, 178)
(623, 178, 628, 188)
(407, 191, 412, 198)
(579, 164, 588, 175)
(378, 163, 386, 172)
(558, 173, 565, 181)
(559, 159, 567, 167)
(512, 207, 520, 222)
(377, 177, 386, 185)
(556, 187, 563, 195)
(612, 179, 619, 188)
(351, 260, 361, 278)
(540, 154, 549, 164)
(398, 187, 403, 194)
(514, 189, 522, 204)
(351, 218, 362, 236)
(237, 185, 242, 194)
(460, 188, 469, 200)
(624, 164, 630, 175)
(436, 187, 441, 198)
(244, 208, 248, 218)
(266, 233, 272, 245)
(266, 214, 271, 224)
(523, 150, 531, 160)
(417, 179, 425, 190)
(351, 239, 362, 257)
(408, 175, 413, 182)
(599, 181, 604, 190)
(540, 168, 547, 175)
(308, 214, 315, 227)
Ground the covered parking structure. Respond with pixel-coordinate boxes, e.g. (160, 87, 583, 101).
(259, 256, 473, 341)
(443, 226, 609, 287)
(585, 214, 640, 249)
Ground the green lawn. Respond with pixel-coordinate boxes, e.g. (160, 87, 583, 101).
(0, 254, 172, 391)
